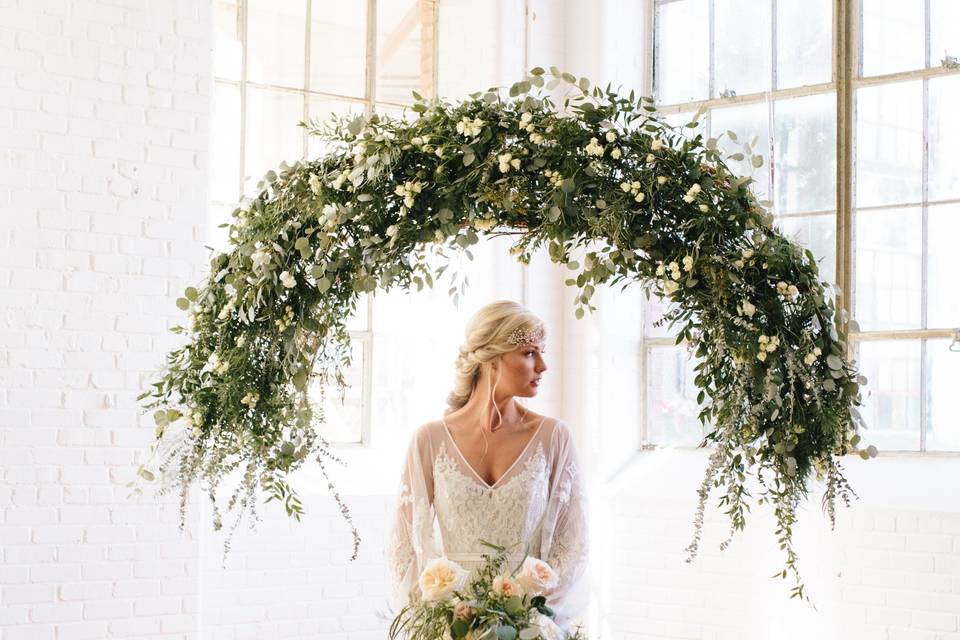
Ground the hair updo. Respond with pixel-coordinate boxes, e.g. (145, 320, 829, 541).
(444, 300, 546, 414)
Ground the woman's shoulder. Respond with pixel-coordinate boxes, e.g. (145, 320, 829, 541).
(524, 411, 569, 438)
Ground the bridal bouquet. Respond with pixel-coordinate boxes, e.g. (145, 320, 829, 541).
(389, 540, 584, 640)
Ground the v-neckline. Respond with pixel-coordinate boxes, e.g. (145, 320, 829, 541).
(440, 415, 547, 491)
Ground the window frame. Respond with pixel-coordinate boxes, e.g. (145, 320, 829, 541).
(643, 0, 960, 453)
(210, 0, 440, 446)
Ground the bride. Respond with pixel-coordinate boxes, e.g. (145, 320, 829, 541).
(385, 300, 589, 635)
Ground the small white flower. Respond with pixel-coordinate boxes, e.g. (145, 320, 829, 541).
(250, 248, 272, 270)
(741, 300, 756, 317)
(529, 132, 544, 145)
(605, 130, 617, 143)
(646, 153, 655, 162)
(655, 263, 666, 276)
(386, 224, 399, 238)
(757, 351, 767, 362)
(280, 271, 296, 289)
(634, 192, 646, 203)
(742, 248, 754, 259)
(520, 112, 533, 124)
(308, 174, 321, 195)
(682, 256, 694, 272)
(610, 147, 622, 159)
(584, 137, 604, 157)
(651, 138, 665, 151)
(657, 176, 668, 185)
(699, 204, 709, 213)
(456, 115, 485, 138)
(510, 157, 521, 170)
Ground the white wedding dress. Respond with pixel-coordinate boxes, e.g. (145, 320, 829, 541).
(385, 416, 589, 635)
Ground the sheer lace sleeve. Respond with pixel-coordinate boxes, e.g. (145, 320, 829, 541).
(540, 420, 590, 632)
(384, 424, 440, 614)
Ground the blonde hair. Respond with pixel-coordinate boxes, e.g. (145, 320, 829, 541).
(444, 300, 546, 417)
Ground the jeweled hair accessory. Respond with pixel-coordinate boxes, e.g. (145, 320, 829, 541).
(506, 324, 545, 346)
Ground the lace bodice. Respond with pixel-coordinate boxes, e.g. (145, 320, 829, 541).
(433, 436, 550, 561)
(384, 417, 589, 633)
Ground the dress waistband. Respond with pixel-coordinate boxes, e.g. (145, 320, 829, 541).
(446, 551, 527, 562)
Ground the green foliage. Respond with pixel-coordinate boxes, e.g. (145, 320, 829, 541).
(136, 66, 870, 596)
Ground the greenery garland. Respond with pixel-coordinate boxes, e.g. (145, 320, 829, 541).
(136, 66, 872, 596)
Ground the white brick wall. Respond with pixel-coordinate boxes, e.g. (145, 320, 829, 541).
(0, 1, 211, 638)
(595, 451, 960, 640)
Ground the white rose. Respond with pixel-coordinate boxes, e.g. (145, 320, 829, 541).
(605, 130, 617, 142)
(279, 271, 296, 289)
(530, 611, 564, 640)
(418, 558, 468, 602)
(516, 557, 559, 596)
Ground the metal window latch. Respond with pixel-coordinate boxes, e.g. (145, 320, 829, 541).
(949, 329, 960, 353)
(942, 54, 959, 69)
(720, 88, 737, 99)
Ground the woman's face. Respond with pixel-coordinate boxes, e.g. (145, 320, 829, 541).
(494, 341, 548, 398)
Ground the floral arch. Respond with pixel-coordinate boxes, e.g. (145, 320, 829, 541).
(138, 67, 871, 596)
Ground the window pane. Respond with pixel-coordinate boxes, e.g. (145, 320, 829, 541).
(347, 294, 369, 331)
(646, 345, 705, 446)
(855, 81, 923, 208)
(773, 92, 836, 214)
(661, 110, 708, 141)
(376, 0, 433, 104)
(437, 0, 522, 100)
(213, 0, 242, 81)
(926, 338, 960, 452)
(861, 0, 925, 77)
(305, 97, 365, 159)
(310, 0, 367, 97)
(928, 75, 960, 202)
(930, 0, 960, 69)
(711, 101, 771, 201)
(854, 207, 922, 331)
(643, 291, 677, 339)
(856, 340, 921, 451)
(247, 0, 307, 89)
(776, 213, 837, 286)
(312, 338, 364, 443)
(210, 83, 240, 203)
(244, 88, 305, 195)
(715, 0, 770, 96)
(776, 0, 831, 89)
(655, 0, 710, 104)
(928, 204, 960, 329)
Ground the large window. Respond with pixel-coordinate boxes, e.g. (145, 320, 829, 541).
(647, 0, 960, 451)
(209, 0, 438, 444)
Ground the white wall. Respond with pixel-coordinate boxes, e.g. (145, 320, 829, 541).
(0, 0, 211, 638)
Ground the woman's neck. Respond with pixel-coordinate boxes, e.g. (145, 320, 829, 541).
(451, 393, 526, 433)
